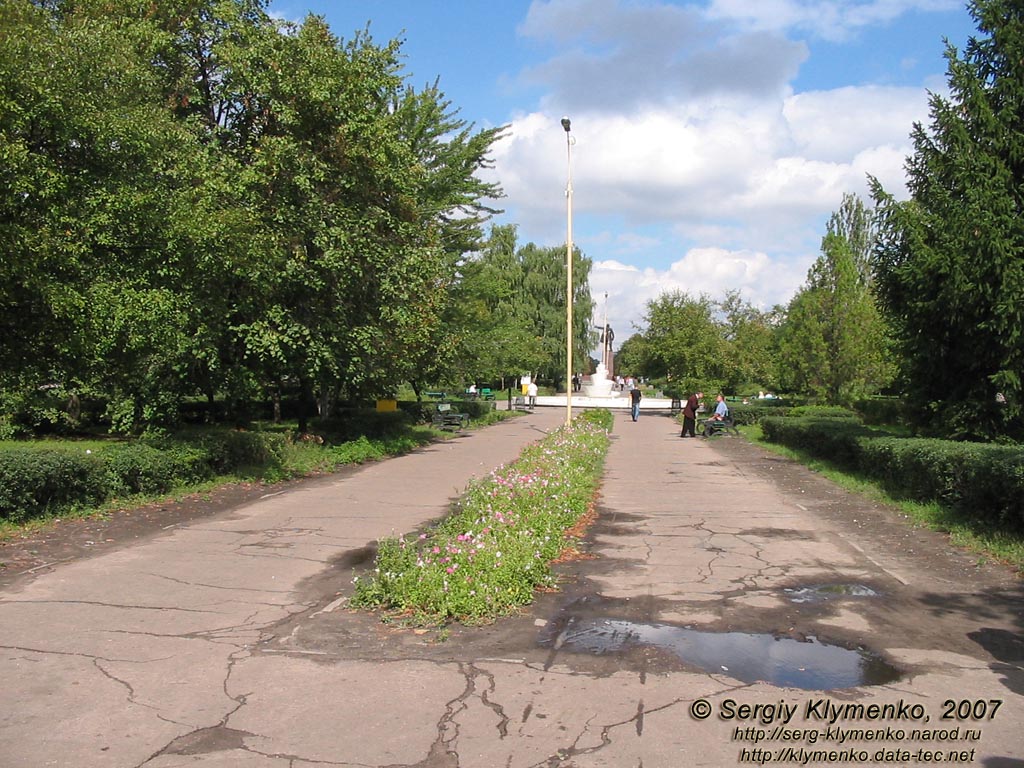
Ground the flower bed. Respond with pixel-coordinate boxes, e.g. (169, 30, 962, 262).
(351, 409, 613, 622)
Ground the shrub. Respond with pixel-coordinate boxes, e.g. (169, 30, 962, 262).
(760, 416, 868, 467)
(102, 443, 185, 496)
(858, 438, 1024, 527)
(786, 405, 859, 419)
(0, 447, 107, 523)
(449, 399, 495, 419)
(313, 409, 413, 442)
(728, 405, 791, 426)
(330, 435, 387, 464)
(195, 430, 288, 473)
(854, 397, 910, 427)
(761, 416, 1024, 530)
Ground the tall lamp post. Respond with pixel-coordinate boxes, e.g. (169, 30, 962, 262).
(561, 116, 573, 427)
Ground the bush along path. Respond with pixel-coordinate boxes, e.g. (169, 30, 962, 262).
(352, 409, 613, 623)
(0, 408, 518, 531)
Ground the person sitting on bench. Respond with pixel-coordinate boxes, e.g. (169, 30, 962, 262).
(707, 394, 728, 424)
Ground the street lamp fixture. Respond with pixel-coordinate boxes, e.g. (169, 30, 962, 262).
(562, 116, 573, 426)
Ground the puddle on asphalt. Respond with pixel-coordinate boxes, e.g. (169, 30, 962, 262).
(544, 618, 900, 690)
(784, 584, 879, 603)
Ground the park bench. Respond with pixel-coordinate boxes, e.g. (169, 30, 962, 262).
(425, 391, 447, 400)
(431, 402, 469, 431)
(700, 416, 739, 437)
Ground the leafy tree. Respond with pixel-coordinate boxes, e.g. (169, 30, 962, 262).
(777, 195, 893, 404)
(1, 0, 509, 433)
(0, 1, 209, 430)
(518, 242, 594, 391)
(438, 225, 594, 394)
(715, 290, 779, 393)
(444, 225, 545, 391)
(615, 334, 653, 380)
(640, 291, 726, 395)
(871, 0, 1024, 439)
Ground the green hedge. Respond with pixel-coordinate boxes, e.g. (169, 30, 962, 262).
(725, 403, 853, 426)
(0, 406, 497, 525)
(0, 448, 107, 524)
(308, 409, 413, 443)
(727, 405, 792, 425)
(0, 430, 289, 524)
(760, 416, 1024, 529)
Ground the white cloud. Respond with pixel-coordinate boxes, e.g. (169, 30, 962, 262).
(783, 86, 927, 162)
(706, 0, 962, 41)
(484, 0, 953, 352)
(589, 248, 809, 345)
(494, 81, 917, 234)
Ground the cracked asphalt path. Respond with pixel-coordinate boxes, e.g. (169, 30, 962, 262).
(2, 410, 1023, 767)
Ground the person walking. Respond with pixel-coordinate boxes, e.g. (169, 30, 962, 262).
(629, 384, 642, 422)
(680, 391, 702, 437)
(527, 380, 538, 410)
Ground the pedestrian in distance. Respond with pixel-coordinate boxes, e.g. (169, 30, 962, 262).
(527, 380, 538, 410)
(629, 384, 642, 422)
(680, 391, 702, 437)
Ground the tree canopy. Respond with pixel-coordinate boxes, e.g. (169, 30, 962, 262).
(872, 0, 1024, 439)
(1, 0, 514, 433)
(777, 194, 894, 405)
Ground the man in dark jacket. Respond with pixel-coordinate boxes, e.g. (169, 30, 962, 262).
(629, 384, 642, 421)
(680, 391, 702, 437)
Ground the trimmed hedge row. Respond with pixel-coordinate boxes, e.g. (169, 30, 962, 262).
(728, 404, 859, 426)
(726, 405, 795, 425)
(0, 403, 497, 526)
(760, 417, 1024, 529)
(0, 431, 288, 524)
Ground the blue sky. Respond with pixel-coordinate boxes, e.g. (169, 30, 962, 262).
(270, 0, 978, 344)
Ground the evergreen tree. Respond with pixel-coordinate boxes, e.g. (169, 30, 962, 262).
(871, 0, 1024, 439)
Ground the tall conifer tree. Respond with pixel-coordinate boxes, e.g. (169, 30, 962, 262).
(872, 0, 1024, 439)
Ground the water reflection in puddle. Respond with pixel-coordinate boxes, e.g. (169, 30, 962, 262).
(548, 619, 900, 690)
(784, 584, 879, 603)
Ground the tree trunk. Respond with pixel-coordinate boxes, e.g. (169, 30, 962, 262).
(297, 379, 313, 433)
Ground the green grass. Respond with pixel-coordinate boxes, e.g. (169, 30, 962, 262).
(741, 425, 1024, 571)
